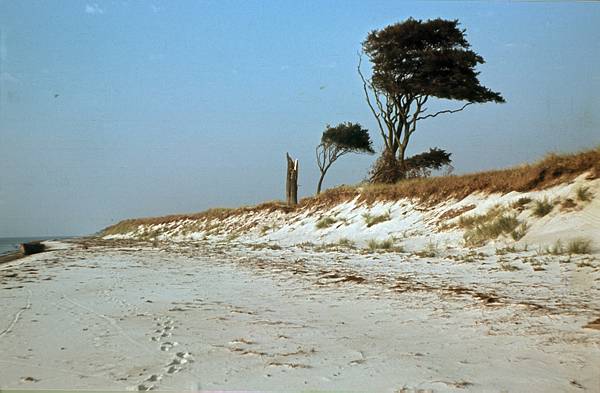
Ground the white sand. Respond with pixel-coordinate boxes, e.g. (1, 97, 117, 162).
(1, 239, 599, 392)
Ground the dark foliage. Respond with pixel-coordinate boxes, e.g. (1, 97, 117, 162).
(405, 148, 453, 178)
(362, 18, 504, 103)
(368, 150, 404, 184)
(359, 18, 504, 184)
(370, 147, 453, 183)
(321, 122, 375, 153)
(317, 122, 374, 194)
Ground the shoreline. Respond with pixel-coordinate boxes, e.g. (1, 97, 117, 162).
(0, 251, 25, 265)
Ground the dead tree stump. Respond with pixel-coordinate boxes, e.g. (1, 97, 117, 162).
(286, 153, 299, 206)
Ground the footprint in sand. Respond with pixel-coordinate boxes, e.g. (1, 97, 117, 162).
(149, 317, 176, 342)
(160, 341, 178, 351)
(165, 351, 194, 374)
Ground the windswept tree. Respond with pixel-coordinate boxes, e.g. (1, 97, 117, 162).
(316, 122, 374, 194)
(405, 147, 453, 178)
(359, 18, 504, 183)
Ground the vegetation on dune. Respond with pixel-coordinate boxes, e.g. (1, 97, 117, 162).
(311, 147, 600, 207)
(459, 206, 525, 246)
(315, 216, 338, 229)
(576, 186, 593, 202)
(543, 238, 592, 255)
(315, 122, 374, 195)
(532, 198, 554, 217)
(362, 211, 391, 227)
(101, 147, 599, 236)
(365, 238, 404, 253)
(359, 18, 504, 183)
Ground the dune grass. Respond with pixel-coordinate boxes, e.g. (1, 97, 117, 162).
(316, 216, 338, 229)
(311, 146, 599, 207)
(363, 211, 391, 227)
(102, 147, 599, 236)
(576, 186, 593, 202)
(459, 206, 524, 246)
(532, 198, 554, 217)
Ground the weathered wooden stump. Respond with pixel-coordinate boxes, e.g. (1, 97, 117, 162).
(286, 153, 299, 206)
(20, 241, 45, 255)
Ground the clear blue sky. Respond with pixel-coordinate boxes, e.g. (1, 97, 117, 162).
(0, 1, 599, 237)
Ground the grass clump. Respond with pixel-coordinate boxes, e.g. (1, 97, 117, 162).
(365, 238, 404, 253)
(363, 210, 391, 227)
(495, 245, 517, 255)
(316, 216, 338, 229)
(511, 223, 529, 241)
(560, 198, 577, 211)
(462, 208, 522, 247)
(576, 186, 593, 202)
(337, 237, 356, 248)
(567, 238, 592, 254)
(543, 238, 591, 255)
(511, 197, 532, 210)
(416, 241, 438, 258)
(532, 198, 553, 217)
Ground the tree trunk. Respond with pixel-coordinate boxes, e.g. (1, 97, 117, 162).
(316, 171, 326, 195)
(286, 153, 299, 206)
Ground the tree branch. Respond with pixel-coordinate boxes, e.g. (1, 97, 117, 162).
(416, 102, 472, 121)
(358, 53, 390, 152)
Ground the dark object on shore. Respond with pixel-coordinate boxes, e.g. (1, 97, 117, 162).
(20, 242, 45, 255)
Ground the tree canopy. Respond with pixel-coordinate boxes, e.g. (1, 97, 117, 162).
(359, 18, 504, 183)
(321, 122, 375, 153)
(363, 18, 504, 103)
(316, 122, 374, 194)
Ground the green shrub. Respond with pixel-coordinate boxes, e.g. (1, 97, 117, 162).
(532, 198, 553, 217)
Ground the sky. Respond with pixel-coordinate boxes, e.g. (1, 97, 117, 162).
(0, 1, 599, 237)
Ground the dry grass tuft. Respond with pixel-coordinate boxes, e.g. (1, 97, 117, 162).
(315, 216, 338, 229)
(576, 186, 593, 202)
(363, 211, 391, 227)
(365, 238, 404, 253)
(567, 238, 592, 254)
(532, 198, 554, 217)
(510, 197, 532, 210)
(308, 146, 599, 207)
(460, 207, 523, 246)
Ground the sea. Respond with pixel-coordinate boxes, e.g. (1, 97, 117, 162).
(0, 237, 69, 256)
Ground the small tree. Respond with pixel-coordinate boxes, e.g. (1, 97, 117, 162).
(316, 122, 374, 194)
(369, 147, 453, 181)
(405, 147, 453, 178)
(359, 18, 504, 183)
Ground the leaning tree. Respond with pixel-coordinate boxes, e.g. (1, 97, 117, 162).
(359, 18, 504, 183)
(316, 122, 374, 194)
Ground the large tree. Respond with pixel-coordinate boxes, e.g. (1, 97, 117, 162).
(359, 18, 504, 183)
(316, 122, 374, 194)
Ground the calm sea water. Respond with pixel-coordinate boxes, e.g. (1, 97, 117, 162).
(0, 237, 67, 256)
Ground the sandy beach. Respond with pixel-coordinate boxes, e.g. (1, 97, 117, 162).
(1, 238, 598, 392)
